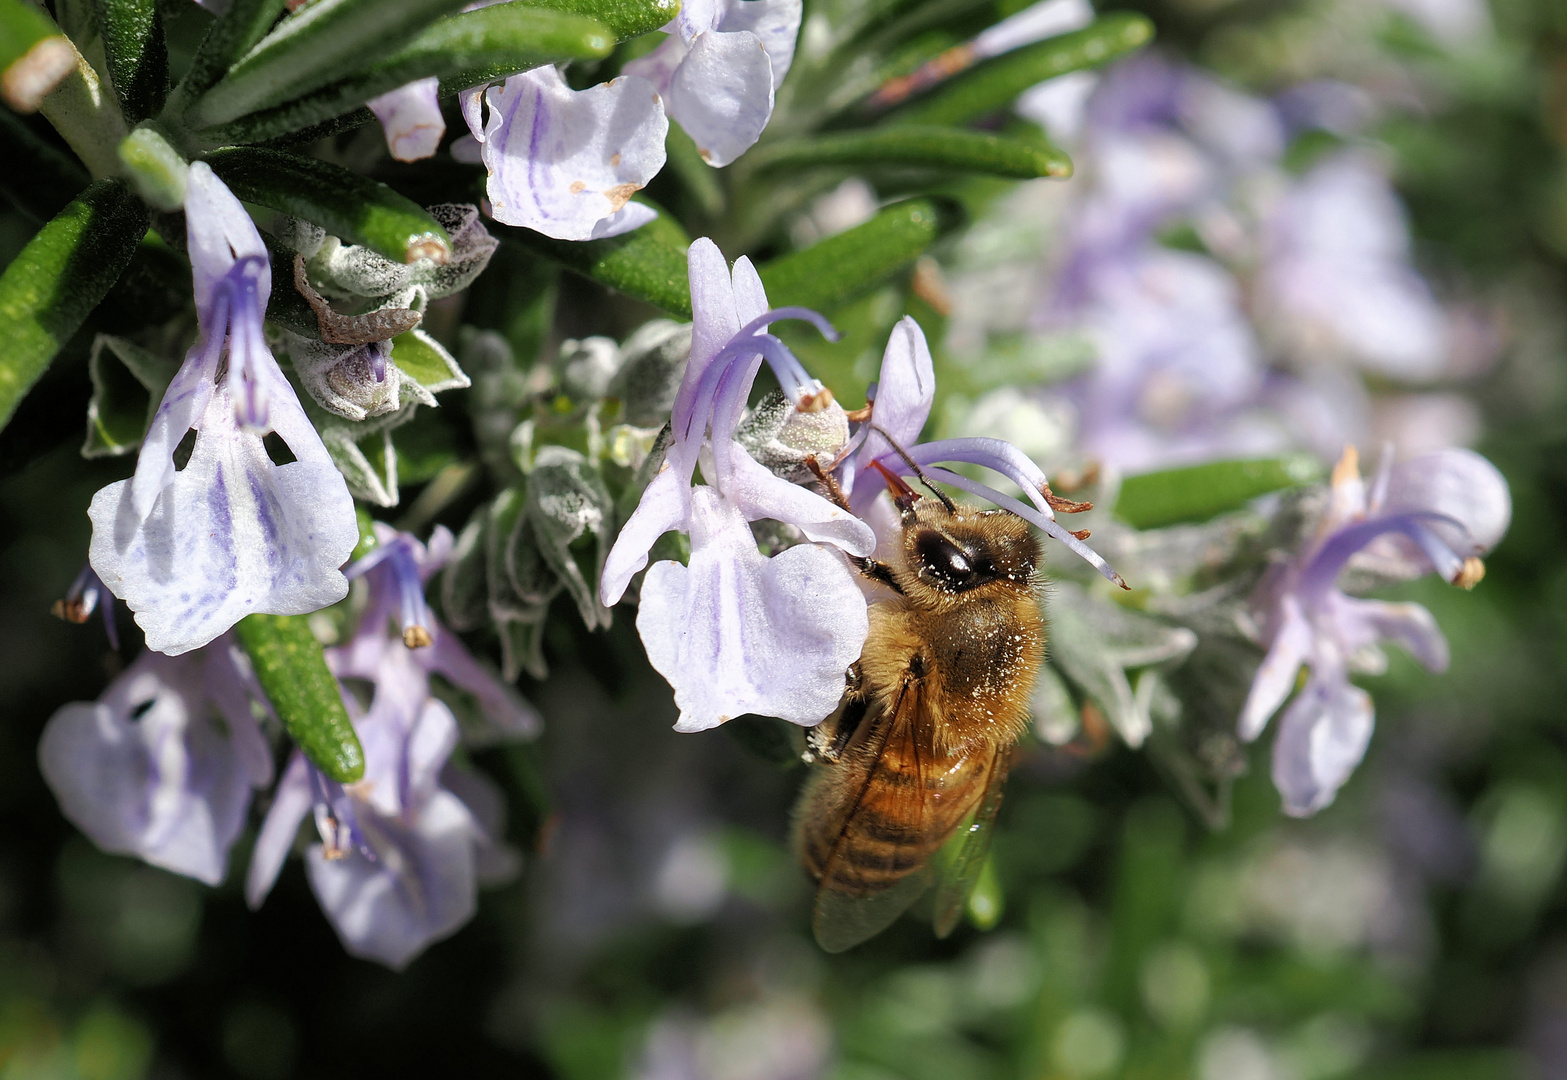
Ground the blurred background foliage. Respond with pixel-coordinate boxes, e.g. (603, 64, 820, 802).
(3, 0, 1567, 1077)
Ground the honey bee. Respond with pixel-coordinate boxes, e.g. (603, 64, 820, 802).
(793, 460, 1048, 952)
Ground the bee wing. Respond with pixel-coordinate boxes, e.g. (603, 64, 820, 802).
(931, 744, 1011, 940)
(811, 681, 938, 953)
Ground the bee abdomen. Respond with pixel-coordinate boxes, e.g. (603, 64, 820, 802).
(800, 750, 986, 897)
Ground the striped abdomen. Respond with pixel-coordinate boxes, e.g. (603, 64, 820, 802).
(797, 725, 993, 899)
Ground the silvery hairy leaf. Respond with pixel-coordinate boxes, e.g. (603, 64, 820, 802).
(1045, 580, 1198, 748)
(440, 513, 491, 634)
(608, 320, 691, 427)
(487, 487, 557, 681)
(305, 205, 498, 305)
(558, 336, 621, 401)
(526, 446, 614, 631)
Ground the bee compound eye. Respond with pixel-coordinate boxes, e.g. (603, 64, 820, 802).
(913, 530, 976, 588)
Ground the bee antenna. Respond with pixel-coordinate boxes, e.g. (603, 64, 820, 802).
(867, 424, 957, 514)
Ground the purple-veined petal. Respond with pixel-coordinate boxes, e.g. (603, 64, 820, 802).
(716, 0, 802, 91)
(305, 789, 480, 970)
(368, 77, 446, 162)
(671, 0, 723, 40)
(589, 200, 660, 239)
(246, 751, 313, 908)
(39, 645, 269, 886)
(663, 30, 774, 167)
(131, 338, 220, 521)
(1238, 596, 1312, 741)
(717, 444, 876, 555)
(479, 68, 667, 241)
(1271, 671, 1375, 817)
(88, 384, 358, 656)
(636, 487, 869, 731)
(601, 465, 693, 605)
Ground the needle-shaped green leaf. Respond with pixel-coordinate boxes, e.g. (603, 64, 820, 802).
(166, 0, 288, 110)
(235, 614, 365, 784)
(0, 179, 148, 433)
(92, 0, 168, 123)
(185, 0, 469, 130)
(201, 5, 613, 146)
(1114, 455, 1325, 530)
(504, 207, 693, 317)
(889, 13, 1154, 127)
(206, 146, 452, 265)
(0, 0, 75, 112)
(511, 0, 678, 40)
(758, 198, 949, 312)
(0, 106, 88, 222)
(750, 125, 1071, 179)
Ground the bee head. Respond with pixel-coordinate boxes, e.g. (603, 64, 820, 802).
(898, 501, 1040, 599)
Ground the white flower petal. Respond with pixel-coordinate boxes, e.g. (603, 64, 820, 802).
(729, 253, 769, 323)
(368, 76, 446, 162)
(664, 30, 774, 167)
(184, 162, 270, 315)
(688, 236, 743, 372)
(89, 385, 358, 655)
(305, 790, 480, 970)
(1238, 597, 1313, 741)
(863, 315, 934, 455)
(245, 752, 313, 909)
(1338, 596, 1450, 674)
(480, 68, 667, 240)
(588, 200, 659, 239)
(601, 465, 692, 605)
(1384, 446, 1511, 555)
(716, 0, 802, 91)
(621, 33, 688, 97)
(130, 341, 218, 520)
(39, 647, 267, 886)
(1272, 674, 1375, 817)
(720, 447, 875, 555)
(637, 487, 868, 731)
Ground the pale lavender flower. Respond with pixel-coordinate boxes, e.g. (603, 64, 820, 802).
(459, 66, 668, 240)
(844, 317, 1128, 588)
(603, 238, 876, 732)
(1257, 151, 1449, 381)
(1239, 446, 1511, 816)
(1040, 245, 1285, 472)
(368, 77, 445, 162)
(623, 0, 800, 167)
(245, 526, 534, 968)
(87, 162, 358, 656)
(39, 636, 273, 885)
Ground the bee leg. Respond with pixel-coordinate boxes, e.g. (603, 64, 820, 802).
(805, 664, 869, 764)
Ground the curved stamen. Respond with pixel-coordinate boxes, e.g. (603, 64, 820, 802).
(671, 308, 838, 441)
(921, 466, 1128, 588)
(871, 437, 1061, 520)
(1301, 511, 1471, 599)
(346, 537, 433, 647)
(309, 765, 370, 861)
